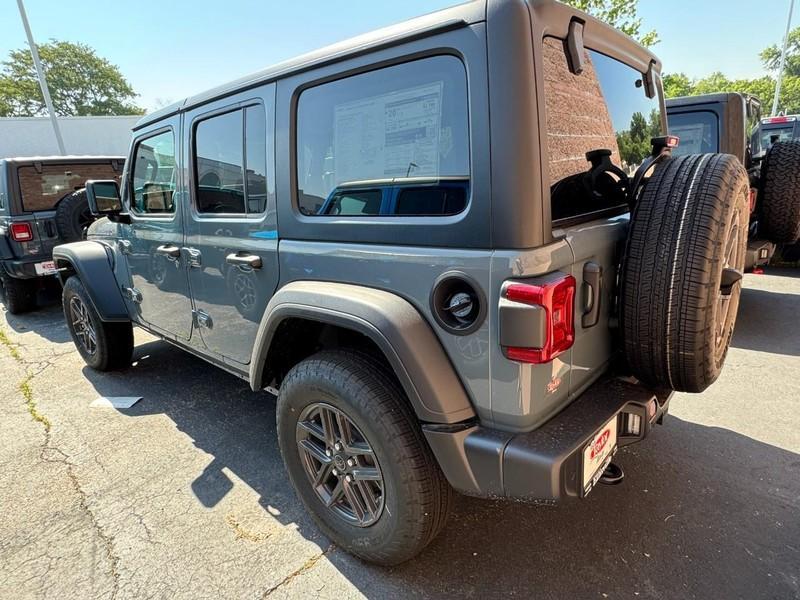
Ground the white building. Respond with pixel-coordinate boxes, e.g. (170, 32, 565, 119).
(0, 115, 138, 158)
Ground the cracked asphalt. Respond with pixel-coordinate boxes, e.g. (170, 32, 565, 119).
(1, 269, 799, 599)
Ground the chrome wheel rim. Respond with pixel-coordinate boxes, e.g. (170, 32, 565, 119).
(70, 296, 97, 355)
(714, 212, 743, 360)
(296, 402, 384, 527)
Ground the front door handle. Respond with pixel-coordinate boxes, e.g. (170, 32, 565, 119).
(155, 244, 181, 259)
(225, 253, 262, 269)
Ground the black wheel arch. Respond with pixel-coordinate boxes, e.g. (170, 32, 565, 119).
(250, 281, 476, 425)
(53, 241, 130, 322)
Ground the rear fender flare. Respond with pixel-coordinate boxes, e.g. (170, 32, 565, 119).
(53, 241, 129, 322)
(250, 281, 476, 424)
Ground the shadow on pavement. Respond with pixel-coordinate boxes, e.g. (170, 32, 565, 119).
(731, 285, 800, 357)
(1, 299, 72, 344)
(81, 339, 800, 599)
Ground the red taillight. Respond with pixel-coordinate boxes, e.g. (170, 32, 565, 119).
(748, 187, 758, 213)
(503, 274, 576, 364)
(9, 222, 33, 242)
(666, 135, 680, 148)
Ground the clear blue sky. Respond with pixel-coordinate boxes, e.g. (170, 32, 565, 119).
(0, 0, 794, 112)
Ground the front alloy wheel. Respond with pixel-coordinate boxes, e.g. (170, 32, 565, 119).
(296, 402, 384, 527)
(69, 295, 97, 355)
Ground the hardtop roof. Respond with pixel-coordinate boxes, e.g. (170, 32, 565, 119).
(135, 0, 662, 130)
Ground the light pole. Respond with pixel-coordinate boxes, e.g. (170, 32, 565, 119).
(772, 0, 796, 116)
(16, 0, 66, 155)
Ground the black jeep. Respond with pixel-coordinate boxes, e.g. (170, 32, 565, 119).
(0, 156, 124, 313)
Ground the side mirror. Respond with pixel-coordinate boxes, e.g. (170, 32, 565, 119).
(85, 180, 122, 216)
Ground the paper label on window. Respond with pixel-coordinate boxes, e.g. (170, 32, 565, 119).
(333, 82, 443, 185)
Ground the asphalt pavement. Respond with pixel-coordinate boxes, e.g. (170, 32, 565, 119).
(0, 269, 798, 599)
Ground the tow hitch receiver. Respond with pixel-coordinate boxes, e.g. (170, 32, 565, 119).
(599, 462, 625, 486)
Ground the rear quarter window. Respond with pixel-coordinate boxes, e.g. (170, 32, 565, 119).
(296, 55, 470, 217)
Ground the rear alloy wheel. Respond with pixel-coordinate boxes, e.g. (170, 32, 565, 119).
(296, 402, 385, 527)
(277, 349, 452, 565)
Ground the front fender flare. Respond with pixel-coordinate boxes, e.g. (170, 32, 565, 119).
(53, 241, 129, 322)
(250, 281, 476, 424)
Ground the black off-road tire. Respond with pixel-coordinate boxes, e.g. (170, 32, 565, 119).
(0, 271, 37, 314)
(63, 276, 133, 371)
(760, 140, 800, 244)
(55, 190, 93, 242)
(276, 349, 452, 565)
(621, 153, 749, 393)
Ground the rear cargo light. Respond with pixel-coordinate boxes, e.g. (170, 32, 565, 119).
(9, 222, 33, 242)
(503, 274, 576, 364)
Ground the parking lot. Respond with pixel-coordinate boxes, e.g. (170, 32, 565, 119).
(0, 270, 798, 600)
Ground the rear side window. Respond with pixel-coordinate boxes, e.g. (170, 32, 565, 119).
(193, 105, 267, 215)
(395, 185, 466, 215)
(296, 55, 470, 217)
(324, 190, 382, 215)
(668, 111, 719, 155)
(17, 163, 121, 212)
(131, 130, 176, 215)
(542, 37, 663, 223)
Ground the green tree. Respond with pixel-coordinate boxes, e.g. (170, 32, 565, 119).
(662, 73, 693, 98)
(0, 40, 143, 117)
(561, 0, 658, 47)
(760, 27, 800, 77)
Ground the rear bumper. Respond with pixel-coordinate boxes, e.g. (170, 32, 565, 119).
(424, 376, 672, 502)
(0, 258, 52, 279)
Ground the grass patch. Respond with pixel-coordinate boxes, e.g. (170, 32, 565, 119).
(0, 327, 21, 361)
(20, 374, 50, 432)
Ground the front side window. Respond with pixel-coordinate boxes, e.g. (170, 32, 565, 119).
(193, 105, 267, 215)
(296, 55, 470, 217)
(669, 111, 719, 156)
(543, 37, 663, 222)
(131, 130, 176, 215)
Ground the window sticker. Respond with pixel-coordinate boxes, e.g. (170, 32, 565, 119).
(333, 82, 444, 184)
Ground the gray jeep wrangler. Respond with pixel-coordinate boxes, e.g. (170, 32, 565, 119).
(667, 92, 800, 267)
(55, 0, 750, 565)
(0, 156, 124, 313)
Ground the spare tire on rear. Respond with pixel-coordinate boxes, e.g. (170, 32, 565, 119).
(759, 140, 800, 244)
(620, 153, 749, 393)
(55, 189, 93, 242)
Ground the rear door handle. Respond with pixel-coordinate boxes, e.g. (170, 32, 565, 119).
(155, 244, 181, 259)
(225, 253, 262, 269)
(582, 261, 602, 328)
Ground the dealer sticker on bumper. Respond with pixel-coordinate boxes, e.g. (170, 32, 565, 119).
(582, 416, 618, 496)
(34, 261, 58, 276)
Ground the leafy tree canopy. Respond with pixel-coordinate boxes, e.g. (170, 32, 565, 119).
(0, 40, 143, 117)
(561, 0, 658, 47)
